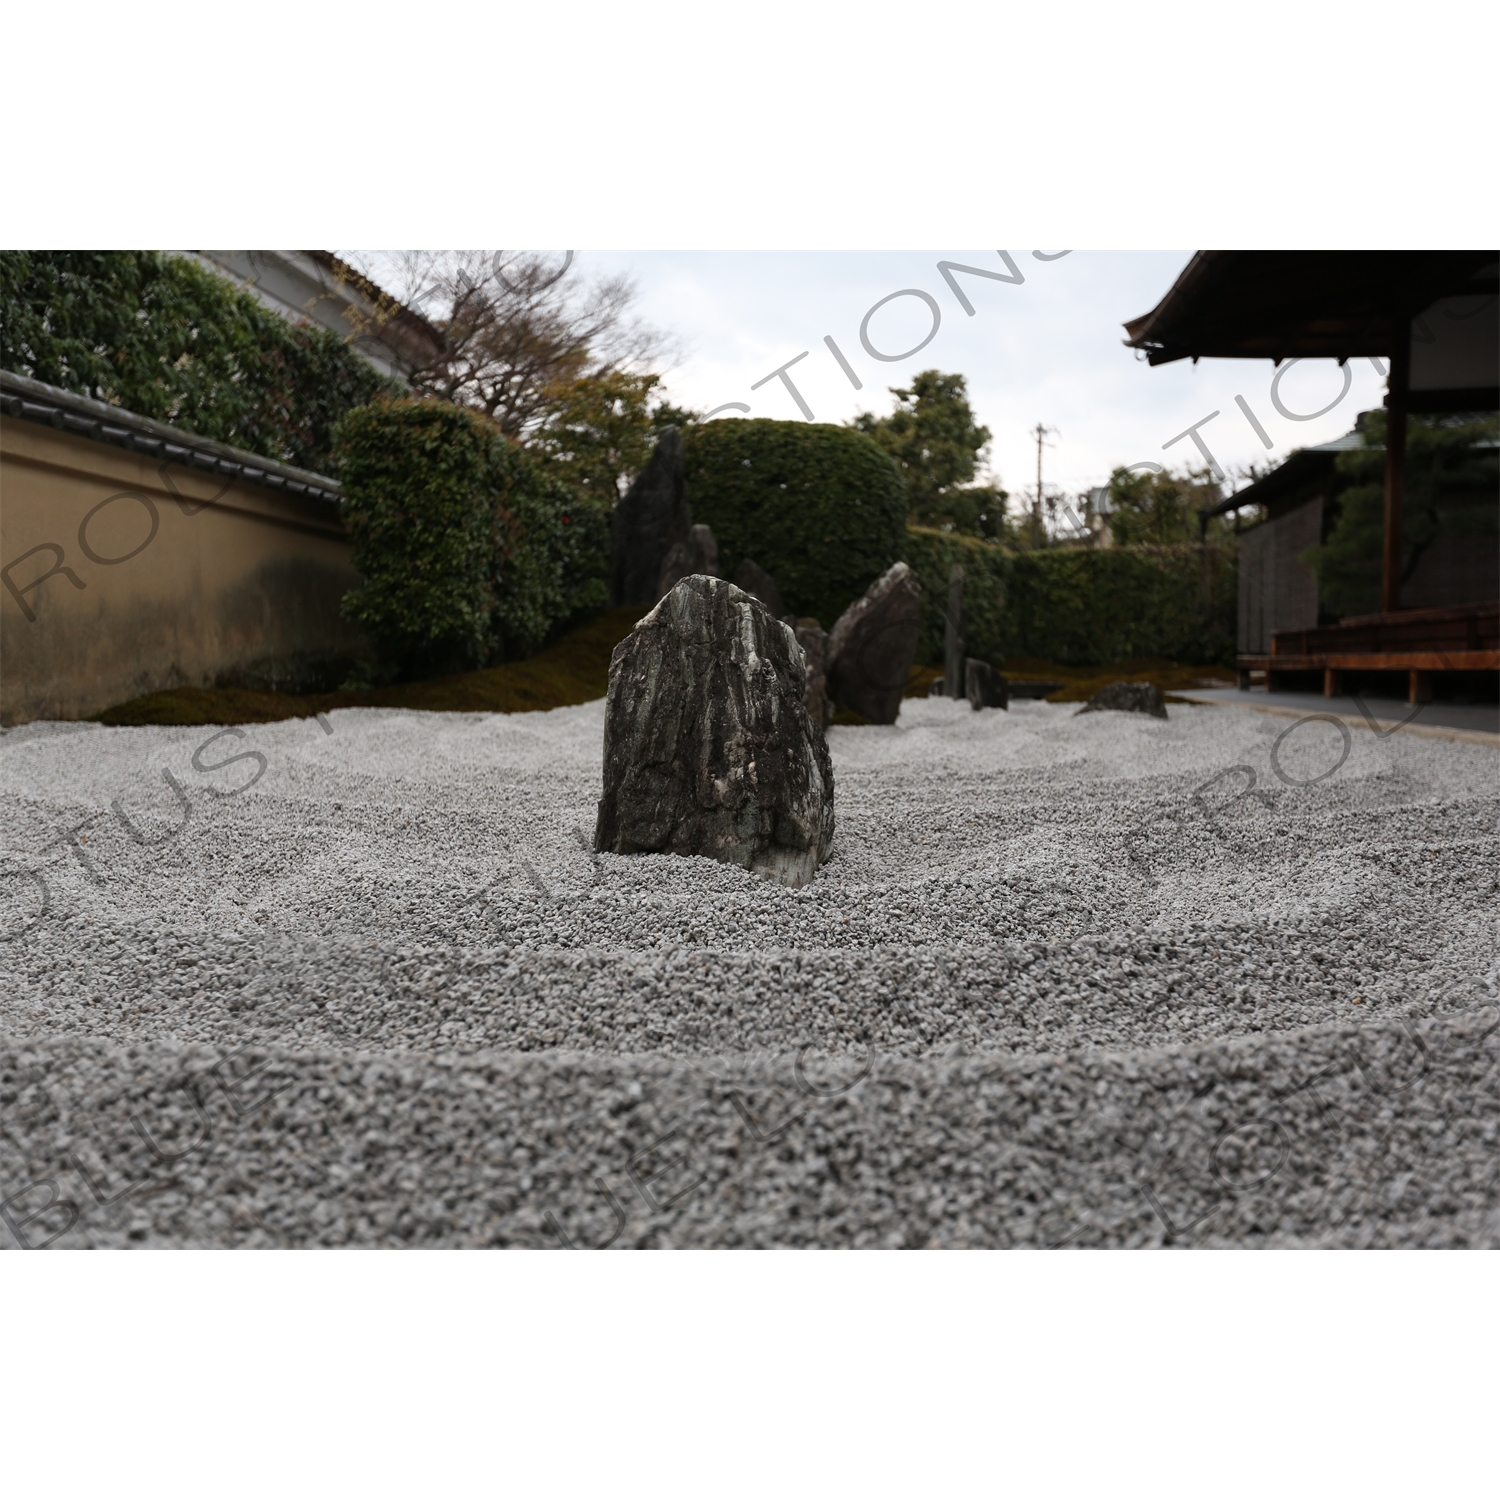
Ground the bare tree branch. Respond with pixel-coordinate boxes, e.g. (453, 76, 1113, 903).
(358, 251, 678, 437)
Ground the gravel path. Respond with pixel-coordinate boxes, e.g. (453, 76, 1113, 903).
(2, 696, 1496, 1247)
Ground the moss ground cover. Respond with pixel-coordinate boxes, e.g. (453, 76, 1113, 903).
(95, 607, 646, 726)
(94, 617, 1231, 729)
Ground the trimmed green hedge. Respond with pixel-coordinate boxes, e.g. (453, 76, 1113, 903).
(901, 528, 1013, 664)
(682, 419, 908, 627)
(336, 399, 607, 678)
(1007, 545, 1236, 665)
(0, 250, 397, 473)
(902, 528, 1237, 666)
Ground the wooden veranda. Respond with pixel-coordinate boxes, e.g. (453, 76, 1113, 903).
(1236, 600, 1500, 702)
(1124, 251, 1499, 703)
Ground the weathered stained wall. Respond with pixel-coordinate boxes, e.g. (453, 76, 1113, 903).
(1, 418, 364, 724)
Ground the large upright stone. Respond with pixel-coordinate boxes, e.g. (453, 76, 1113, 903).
(657, 524, 721, 598)
(826, 562, 922, 725)
(610, 426, 689, 607)
(594, 575, 835, 888)
(733, 558, 787, 620)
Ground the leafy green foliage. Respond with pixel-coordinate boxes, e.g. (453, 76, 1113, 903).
(0, 250, 398, 474)
(852, 369, 1008, 538)
(1006, 544, 1237, 665)
(903, 528, 1236, 667)
(531, 370, 693, 508)
(650, 400, 700, 433)
(900, 528, 1013, 663)
(1106, 465, 1225, 546)
(493, 444, 610, 659)
(681, 419, 908, 627)
(1305, 412, 1499, 617)
(335, 399, 608, 680)
(336, 401, 500, 677)
(919, 482, 1010, 540)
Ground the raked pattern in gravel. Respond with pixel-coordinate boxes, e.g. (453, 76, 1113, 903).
(1, 695, 1496, 1247)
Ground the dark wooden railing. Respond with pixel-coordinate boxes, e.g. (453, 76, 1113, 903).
(1237, 601, 1499, 701)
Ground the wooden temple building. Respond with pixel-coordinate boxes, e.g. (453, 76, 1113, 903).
(1124, 251, 1498, 703)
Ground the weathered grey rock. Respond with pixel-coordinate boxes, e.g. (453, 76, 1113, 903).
(965, 658, 1009, 710)
(594, 575, 835, 888)
(656, 524, 720, 598)
(793, 617, 833, 729)
(610, 427, 689, 607)
(944, 564, 965, 698)
(1077, 680, 1168, 719)
(826, 562, 922, 725)
(733, 558, 787, 619)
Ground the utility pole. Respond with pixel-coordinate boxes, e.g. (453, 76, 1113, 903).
(1029, 423, 1058, 547)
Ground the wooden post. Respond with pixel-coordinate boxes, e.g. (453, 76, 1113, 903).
(1323, 668, 1342, 698)
(1408, 669, 1432, 705)
(945, 564, 965, 697)
(1382, 317, 1410, 616)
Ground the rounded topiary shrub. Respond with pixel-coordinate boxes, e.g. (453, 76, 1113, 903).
(337, 398, 607, 679)
(338, 400, 498, 678)
(682, 419, 908, 628)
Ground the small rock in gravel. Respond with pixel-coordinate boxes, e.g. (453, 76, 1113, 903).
(827, 562, 922, 726)
(965, 658, 1008, 711)
(1078, 680, 1168, 719)
(594, 575, 835, 887)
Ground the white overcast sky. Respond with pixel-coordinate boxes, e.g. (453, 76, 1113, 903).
(357, 250, 1391, 505)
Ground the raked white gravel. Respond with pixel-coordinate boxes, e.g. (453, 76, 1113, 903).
(2, 694, 1496, 1247)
